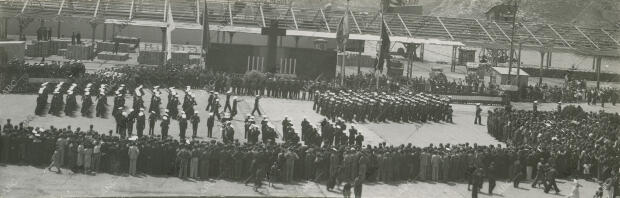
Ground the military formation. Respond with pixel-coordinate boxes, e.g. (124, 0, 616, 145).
(313, 90, 453, 123)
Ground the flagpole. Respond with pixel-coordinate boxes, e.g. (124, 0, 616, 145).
(376, 13, 382, 90)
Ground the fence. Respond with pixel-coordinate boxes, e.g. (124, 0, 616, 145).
(247, 56, 264, 72)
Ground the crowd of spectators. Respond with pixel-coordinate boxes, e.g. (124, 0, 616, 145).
(487, 105, 620, 188)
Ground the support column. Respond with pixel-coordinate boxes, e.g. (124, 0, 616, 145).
(111, 24, 116, 40)
(420, 44, 424, 62)
(595, 56, 602, 90)
(0, 17, 6, 40)
(161, 27, 166, 52)
(516, 43, 522, 87)
(279, 36, 283, 47)
(4, 18, 8, 40)
(357, 41, 362, 75)
(539, 51, 545, 85)
(294, 36, 299, 48)
(57, 20, 61, 39)
(90, 21, 97, 45)
(102, 23, 107, 42)
(228, 32, 234, 44)
(450, 46, 457, 72)
(546, 51, 552, 68)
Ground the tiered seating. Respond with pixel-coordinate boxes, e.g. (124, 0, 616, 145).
(171, 0, 197, 23)
(205, 1, 230, 25)
(478, 21, 511, 45)
(494, 21, 547, 46)
(399, 15, 452, 40)
(0, 0, 616, 53)
(103, 0, 131, 20)
(261, 3, 295, 29)
(67, 0, 98, 17)
(293, 8, 325, 32)
(580, 27, 619, 50)
(229, 1, 261, 27)
(439, 17, 492, 42)
(383, 13, 409, 37)
(133, 0, 166, 21)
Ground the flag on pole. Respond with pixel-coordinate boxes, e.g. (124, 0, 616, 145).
(335, 7, 350, 52)
(166, 2, 176, 61)
(201, 0, 210, 56)
(375, 15, 390, 71)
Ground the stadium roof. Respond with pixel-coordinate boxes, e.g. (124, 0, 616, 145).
(1, 0, 619, 56)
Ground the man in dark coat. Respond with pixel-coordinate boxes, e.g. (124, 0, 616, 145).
(136, 109, 146, 137)
(148, 111, 157, 136)
(206, 113, 215, 138)
(190, 113, 200, 138)
(474, 103, 482, 125)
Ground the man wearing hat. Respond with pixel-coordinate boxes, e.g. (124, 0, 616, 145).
(556, 102, 562, 113)
(206, 91, 215, 112)
(251, 95, 262, 116)
(160, 114, 170, 139)
(179, 111, 188, 140)
(206, 113, 215, 138)
(533, 101, 538, 112)
(474, 103, 482, 125)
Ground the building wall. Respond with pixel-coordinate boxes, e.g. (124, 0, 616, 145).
(7, 17, 619, 74)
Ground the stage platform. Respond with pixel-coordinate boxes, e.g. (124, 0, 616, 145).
(97, 52, 129, 61)
(64, 44, 95, 60)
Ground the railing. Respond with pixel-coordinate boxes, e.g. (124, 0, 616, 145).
(1, 74, 28, 94)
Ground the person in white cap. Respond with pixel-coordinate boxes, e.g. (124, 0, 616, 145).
(81, 91, 93, 117)
(160, 114, 170, 139)
(557, 101, 562, 113)
(179, 111, 188, 140)
(533, 101, 538, 112)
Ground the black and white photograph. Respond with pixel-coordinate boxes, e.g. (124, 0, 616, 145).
(0, 0, 619, 197)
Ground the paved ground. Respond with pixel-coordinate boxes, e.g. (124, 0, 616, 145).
(0, 165, 601, 198)
(0, 93, 615, 197)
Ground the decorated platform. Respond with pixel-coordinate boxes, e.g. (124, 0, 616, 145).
(64, 44, 95, 60)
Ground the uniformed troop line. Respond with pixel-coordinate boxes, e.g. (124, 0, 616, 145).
(313, 90, 453, 123)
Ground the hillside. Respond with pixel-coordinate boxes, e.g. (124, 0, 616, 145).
(290, 0, 620, 28)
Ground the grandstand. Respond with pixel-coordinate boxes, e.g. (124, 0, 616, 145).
(0, 0, 618, 55)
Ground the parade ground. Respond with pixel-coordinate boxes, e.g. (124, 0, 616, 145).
(0, 91, 618, 197)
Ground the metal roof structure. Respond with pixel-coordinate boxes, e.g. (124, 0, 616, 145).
(1, 0, 619, 56)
